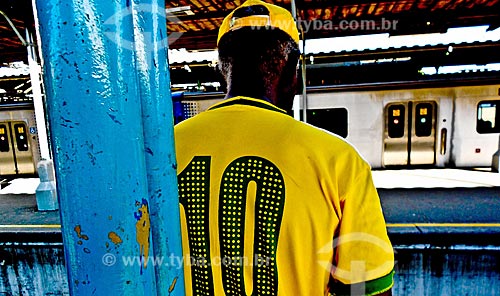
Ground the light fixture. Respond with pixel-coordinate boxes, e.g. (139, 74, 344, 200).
(166, 6, 194, 16)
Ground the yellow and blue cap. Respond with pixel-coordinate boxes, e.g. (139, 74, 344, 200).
(217, 0, 300, 45)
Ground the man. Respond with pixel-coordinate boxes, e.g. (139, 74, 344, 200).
(174, 0, 394, 295)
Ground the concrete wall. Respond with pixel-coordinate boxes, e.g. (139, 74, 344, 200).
(1, 244, 499, 295)
(0, 245, 68, 295)
(394, 247, 500, 296)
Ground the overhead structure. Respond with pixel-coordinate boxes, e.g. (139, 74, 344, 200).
(163, 0, 500, 50)
(2, 0, 500, 62)
(0, 0, 34, 64)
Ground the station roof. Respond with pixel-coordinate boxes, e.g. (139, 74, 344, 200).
(0, 0, 33, 64)
(1, 0, 500, 65)
(164, 0, 500, 50)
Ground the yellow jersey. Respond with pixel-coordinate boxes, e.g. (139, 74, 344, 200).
(175, 96, 394, 295)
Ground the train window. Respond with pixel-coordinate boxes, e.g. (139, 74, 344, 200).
(306, 108, 348, 138)
(387, 105, 405, 138)
(13, 123, 29, 151)
(415, 103, 433, 137)
(0, 124, 9, 152)
(477, 101, 500, 134)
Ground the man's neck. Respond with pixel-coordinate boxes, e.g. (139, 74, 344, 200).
(225, 93, 273, 104)
(225, 88, 277, 105)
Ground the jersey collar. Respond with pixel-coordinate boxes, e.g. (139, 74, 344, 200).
(207, 96, 288, 115)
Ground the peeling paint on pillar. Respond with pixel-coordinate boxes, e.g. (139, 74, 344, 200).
(108, 232, 123, 245)
(131, 0, 185, 294)
(135, 198, 151, 274)
(35, 0, 159, 294)
(74, 225, 89, 241)
(74, 225, 89, 246)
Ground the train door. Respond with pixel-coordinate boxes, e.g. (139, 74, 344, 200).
(383, 101, 437, 166)
(0, 121, 35, 175)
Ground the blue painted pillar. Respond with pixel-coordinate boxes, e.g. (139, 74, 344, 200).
(130, 1, 185, 295)
(34, 0, 184, 294)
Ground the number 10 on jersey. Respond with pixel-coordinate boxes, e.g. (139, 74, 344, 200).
(178, 156, 286, 295)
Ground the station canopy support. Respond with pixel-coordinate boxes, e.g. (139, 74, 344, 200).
(34, 0, 185, 294)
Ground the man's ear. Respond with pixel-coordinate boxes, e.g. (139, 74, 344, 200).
(275, 55, 300, 112)
(295, 66, 303, 95)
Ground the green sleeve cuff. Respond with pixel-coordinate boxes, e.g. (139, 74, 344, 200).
(329, 269, 395, 296)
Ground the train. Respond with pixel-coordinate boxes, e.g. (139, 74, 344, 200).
(1, 80, 498, 177)
(173, 81, 500, 169)
(0, 102, 41, 177)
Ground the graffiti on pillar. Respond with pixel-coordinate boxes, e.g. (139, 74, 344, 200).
(134, 198, 151, 275)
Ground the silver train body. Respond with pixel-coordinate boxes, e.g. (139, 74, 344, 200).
(177, 83, 500, 169)
(0, 105, 41, 176)
(4, 83, 497, 174)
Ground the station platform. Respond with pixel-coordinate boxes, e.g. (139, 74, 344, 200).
(0, 168, 499, 245)
(1, 169, 499, 296)
(372, 167, 500, 189)
(2, 167, 499, 194)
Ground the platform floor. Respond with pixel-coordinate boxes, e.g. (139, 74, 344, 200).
(1, 168, 499, 245)
(373, 168, 500, 188)
(0, 177, 39, 194)
(1, 168, 498, 195)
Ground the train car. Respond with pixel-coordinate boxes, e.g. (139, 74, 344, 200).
(3, 82, 495, 173)
(173, 82, 500, 169)
(0, 103, 41, 176)
(303, 83, 500, 169)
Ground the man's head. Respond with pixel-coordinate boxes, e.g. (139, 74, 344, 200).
(217, 0, 300, 111)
